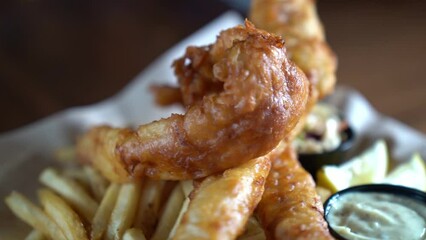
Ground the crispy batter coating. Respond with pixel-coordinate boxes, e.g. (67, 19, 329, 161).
(249, 0, 337, 144)
(249, 1, 336, 238)
(249, 0, 337, 100)
(76, 21, 309, 182)
(173, 155, 271, 240)
(150, 85, 183, 106)
(156, 0, 337, 138)
(286, 39, 336, 101)
(256, 147, 334, 240)
(249, 0, 325, 41)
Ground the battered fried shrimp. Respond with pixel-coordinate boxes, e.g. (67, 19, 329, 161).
(77, 21, 309, 182)
(249, 0, 337, 99)
(173, 155, 271, 240)
(256, 147, 333, 240)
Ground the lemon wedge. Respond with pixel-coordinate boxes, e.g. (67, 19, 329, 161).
(317, 139, 389, 192)
(383, 153, 426, 191)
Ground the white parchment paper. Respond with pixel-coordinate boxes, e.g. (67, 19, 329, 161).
(0, 11, 425, 239)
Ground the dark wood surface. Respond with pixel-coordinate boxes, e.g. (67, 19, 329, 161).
(1, 0, 425, 134)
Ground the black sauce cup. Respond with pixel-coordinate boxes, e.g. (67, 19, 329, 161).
(323, 184, 426, 240)
(297, 125, 355, 179)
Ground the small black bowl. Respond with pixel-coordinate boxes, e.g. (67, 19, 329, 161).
(298, 125, 355, 178)
(323, 184, 426, 240)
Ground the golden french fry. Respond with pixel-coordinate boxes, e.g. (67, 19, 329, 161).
(105, 180, 142, 240)
(4, 191, 66, 240)
(151, 184, 185, 240)
(39, 188, 88, 240)
(133, 179, 166, 238)
(39, 168, 98, 221)
(122, 228, 147, 240)
(91, 183, 120, 240)
(83, 165, 109, 201)
(168, 196, 190, 239)
(180, 180, 193, 197)
(167, 180, 194, 239)
(62, 167, 91, 188)
(159, 181, 179, 209)
(25, 229, 47, 240)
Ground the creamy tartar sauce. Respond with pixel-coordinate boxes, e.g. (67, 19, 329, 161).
(293, 103, 342, 154)
(326, 192, 426, 240)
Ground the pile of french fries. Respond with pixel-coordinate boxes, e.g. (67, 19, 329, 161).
(5, 148, 265, 240)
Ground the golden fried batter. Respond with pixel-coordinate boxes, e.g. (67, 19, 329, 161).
(249, 0, 325, 41)
(77, 21, 309, 182)
(173, 155, 271, 240)
(250, 2, 337, 238)
(150, 85, 183, 106)
(249, 0, 337, 100)
(256, 147, 333, 240)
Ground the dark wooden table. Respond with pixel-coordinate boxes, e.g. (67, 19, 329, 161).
(1, 0, 425, 134)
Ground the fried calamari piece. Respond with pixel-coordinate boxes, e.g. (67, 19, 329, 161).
(249, 0, 337, 100)
(173, 155, 271, 240)
(77, 21, 309, 182)
(256, 147, 333, 240)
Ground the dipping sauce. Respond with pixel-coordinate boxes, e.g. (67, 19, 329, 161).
(326, 191, 426, 240)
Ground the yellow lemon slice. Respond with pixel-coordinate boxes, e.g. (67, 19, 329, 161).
(383, 153, 426, 191)
(317, 139, 388, 193)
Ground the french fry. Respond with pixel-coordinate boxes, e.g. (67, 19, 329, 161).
(151, 184, 185, 240)
(38, 188, 88, 240)
(39, 168, 98, 221)
(133, 179, 166, 238)
(168, 196, 190, 239)
(91, 183, 120, 240)
(166, 180, 194, 239)
(62, 167, 91, 188)
(180, 180, 194, 197)
(4, 191, 66, 240)
(105, 180, 142, 240)
(25, 230, 47, 240)
(83, 165, 109, 201)
(122, 228, 147, 240)
(159, 181, 179, 212)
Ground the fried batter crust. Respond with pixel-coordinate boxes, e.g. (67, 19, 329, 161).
(249, 0, 325, 41)
(76, 21, 309, 182)
(249, 0, 337, 100)
(150, 85, 183, 106)
(250, 1, 337, 238)
(173, 155, 271, 240)
(256, 147, 333, 240)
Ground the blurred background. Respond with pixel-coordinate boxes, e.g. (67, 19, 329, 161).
(0, 0, 425, 134)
